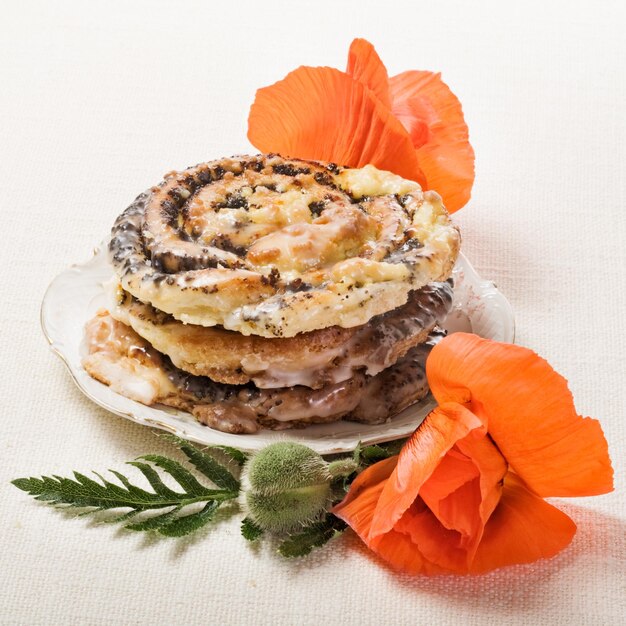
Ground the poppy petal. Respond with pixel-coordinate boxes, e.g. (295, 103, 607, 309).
(370, 523, 451, 575)
(248, 66, 424, 183)
(469, 472, 577, 573)
(369, 403, 483, 538)
(455, 430, 508, 527)
(415, 432, 507, 567)
(421, 433, 507, 533)
(426, 333, 614, 497)
(391, 496, 475, 572)
(419, 447, 479, 507)
(346, 38, 391, 108)
(390, 70, 475, 212)
(391, 97, 433, 150)
(332, 457, 448, 575)
(331, 455, 398, 542)
(363, 472, 576, 576)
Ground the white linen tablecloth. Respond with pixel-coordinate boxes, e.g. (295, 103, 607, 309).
(1, 1, 624, 624)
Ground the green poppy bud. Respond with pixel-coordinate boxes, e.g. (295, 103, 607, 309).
(240, 442, 332, 533)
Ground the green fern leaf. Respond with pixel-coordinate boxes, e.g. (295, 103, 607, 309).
(241, 517, 264, 541)
(11, 439, 241, 539)
(212, 445, 248, 467)
(125, 507, 183, 532)
(157, 501, 220, 537)
(136, 455, 213, 496)
(125, 461, 182, 499)
(166, 437, 240, 491)
(277, 516, 346, 558)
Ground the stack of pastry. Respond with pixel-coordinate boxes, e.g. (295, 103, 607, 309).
(83, 154, 460, 434)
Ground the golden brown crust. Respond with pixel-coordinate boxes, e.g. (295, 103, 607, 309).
(109, 154, 459, 337)
(82, 311, 440, 434)
(109, 280, 453, 389)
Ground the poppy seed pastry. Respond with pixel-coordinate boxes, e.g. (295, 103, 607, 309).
(108, 280, 453, 389)
(83, 311, 442, 434)
(84, 153, 460, 434)
(109, 154, 460, 338)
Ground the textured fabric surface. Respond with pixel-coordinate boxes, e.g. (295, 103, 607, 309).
(1, 1, 624, 624)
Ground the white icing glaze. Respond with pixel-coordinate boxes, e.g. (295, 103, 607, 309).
(93, 358, 160, 405)
(82, 311, 176, 405)
(109, 155, 460, 337)
(245, 282, 453, 388)
(267, 381, 361, 422)
(82, 312, 439, 432)
(110, 281, 453, 390)
(335, 165, 420, 198)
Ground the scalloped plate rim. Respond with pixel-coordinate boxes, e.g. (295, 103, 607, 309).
(41, 245, 515, 454)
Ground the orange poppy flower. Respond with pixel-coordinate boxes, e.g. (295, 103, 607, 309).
(333, 333, 613, 575)
(248, 38, 475, 213)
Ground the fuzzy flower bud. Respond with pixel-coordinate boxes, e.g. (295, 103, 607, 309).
(240, 442, 332, 533)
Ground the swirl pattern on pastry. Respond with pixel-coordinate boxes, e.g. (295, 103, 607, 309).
(109, 154, 460, 337)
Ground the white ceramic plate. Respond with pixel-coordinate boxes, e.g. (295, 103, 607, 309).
(41, 246, 514, 454)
